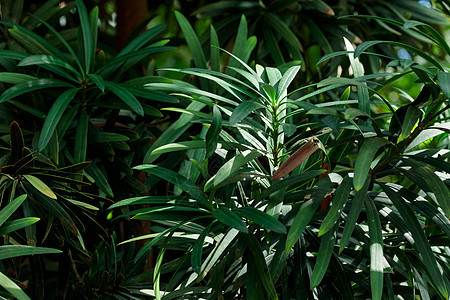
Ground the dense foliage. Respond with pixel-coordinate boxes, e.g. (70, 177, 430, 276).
(0, 0, 449, 299)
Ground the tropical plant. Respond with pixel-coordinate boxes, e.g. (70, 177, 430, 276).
(0, 0, 175, 199)
(0, 194, 62, 300)
(110, 11, 450, 300)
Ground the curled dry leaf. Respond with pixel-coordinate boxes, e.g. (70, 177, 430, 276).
(272, 139, 321, 181)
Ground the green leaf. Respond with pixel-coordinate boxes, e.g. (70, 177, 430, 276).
(354, 40, 443, 70)
(206, 105, 222, 158)
(399, 106, 421, 141)
(227, 15, 250, 73)
(230, 101, 265, 125)
(6, 24, 65, 58)
(0, 78, 74, 103)
(23, 175, 57, 199)
(213, 207, 247, 233)
(74, 109, 88, 163)
(144, 101, 206, 163)
(402, 158, 450, 218)
(38, 88, 79, 151)
(344, 38, 370, 114)
(210, 25, 220, 73)
(89, 6, 99, 60)
(174, 11, 207, 90)
(0, 271, 31, 300)
(246, 233, 279, 299)
(285, 179, 332, 252)
(339, 178, 370, 253)
(119, 24, 166, 55)
(18, 55, 81, 78)
(344, 107, 370, 120)
(134, 165, 210, 209)
(0, 245, 62, 260)
(199, 229, 239, 280)
(27, 13, 84, 76)
(97, 46, 174, 76)
(0, 194, 27, 227)
(310, 225, 337, 289)
(381, 184, 448, 299)
(0, 72, 37, 84)
(206, 150, 261, 191)
(277, 65, 301, 100)
(191, 223, 214, 273)
(318, 176, 352, 236)
(437, 71, 450, 99)
(234, 207, 286, 234)
(154, 233, 172, 300)
(90, 133, 129, 143)
(0, 217, 40, 236)
(262, 84, 276, 102)
(88, 74, 105, 92)
(151, 140, 206, 155)
(353, 137, 388, 191)
(86, 163, 114, 198)
(264, 13, 303, 52)
(76, 0, 94, 73)
(258, 170, 326, 202)
(365, 197, 384, 300)
(104, 81, 144, 116)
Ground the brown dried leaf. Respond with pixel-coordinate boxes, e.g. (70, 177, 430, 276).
(272, 140, 320, 181)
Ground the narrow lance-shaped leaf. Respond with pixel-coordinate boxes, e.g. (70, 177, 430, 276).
(206, 105, 222, 158)
(344, 38, 370, 115)
(365, 197, 384, 300)
(353, 137, 388, 191)
(205, 150, 262, 191)
(191, 222, 214, 274)
(285, 178, 332, 252)
(246, 233, 279, 300)
(0, 245, 62, 260)
(212, 207, 248, 233)
(154, 233, 172, 300)
(0, 271, 31, 300)
(381, 184, 448, 299)
(23, 175, 57, 199)
(134, 165, 210, 209)
(39, 88, 80, 151)
(230, 101, 265, 125)
(0, 72, 37, 84)
(18, 55, 81, 78)
(399, 106, 421, 141)
(277, 65, 301, 100)
(402, 158, 450, 218)
(86, 163, 114, 198)
(354, 40, 443, 70)
(339, 177, 370, 253)
(76, 0, 94, 73)
(199, 229, 239, 281)
(0, 78, 74, 103)
(437, 71, 450, 99)
(234, 207, 286, 234)
(318, 175, 353, 236)
(151, 140, 206, 155)
(74, 109, 88, 163)
(88, 74, 105, 92)
(144, 101, 206, 163)
(272, 139, 321, 180)
(104, 81, 144, 116)
(310, 225, 337, 289)
(0, 217, 40, 236)
(0, 194, 27, 227)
